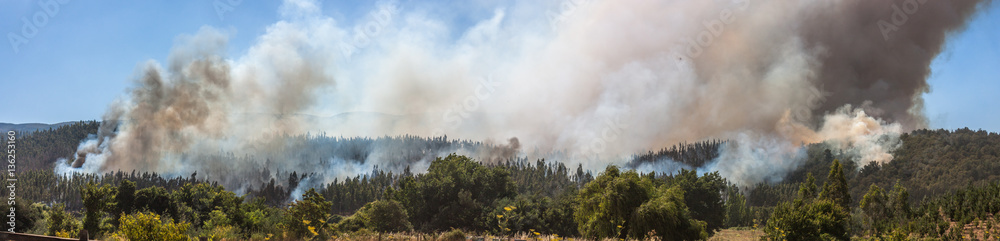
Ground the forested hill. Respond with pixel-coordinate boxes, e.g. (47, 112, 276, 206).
(11, 120, 1000, 204)
(5, 121, 1000, 239)
(853, 128, 1000, 203)
(5, 121, 100, 171)
(0, 121, 79, 135)
(771, 128, 1000, 206)
(13, 120, 1000, 202)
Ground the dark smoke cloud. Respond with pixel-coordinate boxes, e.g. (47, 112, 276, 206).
(800, 0, 989, 129)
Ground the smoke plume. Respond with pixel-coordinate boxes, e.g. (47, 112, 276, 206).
(59, 0, 993, 187)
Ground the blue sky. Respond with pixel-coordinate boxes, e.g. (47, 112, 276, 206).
(0, 0, 998, 133)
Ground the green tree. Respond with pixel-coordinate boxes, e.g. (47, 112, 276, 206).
(763, 199, 850, 241)
(632, 186, 708, 241)
(0, 198, 41, 233)
(764, 162, 851, 240)
(80, 182, 115, 236)
(574, 166, 651, 240)
(396, 154, 515, 232)
(286, 188, 333, 239)
(46, 204, 71, 236)
(135, 186, 172, 216)
(575, 166, 707, 240)
(820, 159, 851, 209)
(798, 173, 818, 201)
(356, 199, 412, 233)
(887, 181, 910, 220)
(113, 180, 136, 227)
(488, 192, 579, 237)
(860, 184, 889, 234)
(672, 170, 726, 232)
(723, 185, 752, 227)
(860, 181, 911, 236)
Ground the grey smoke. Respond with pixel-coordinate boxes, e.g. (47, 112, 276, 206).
(59, 0, 994, 187)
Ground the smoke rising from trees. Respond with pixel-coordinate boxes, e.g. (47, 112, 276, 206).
(59, 0, 994, 186)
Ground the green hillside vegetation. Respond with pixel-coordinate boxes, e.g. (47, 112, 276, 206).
(6, 121, 99, 171)
(4, 125, 1000, 240)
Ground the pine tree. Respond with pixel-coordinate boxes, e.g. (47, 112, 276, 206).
(820, 159, 851, 209)
(798, 173, 818, 201)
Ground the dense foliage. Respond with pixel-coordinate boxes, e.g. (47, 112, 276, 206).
(574, 166, 708, 240)
(763, 161, 851, 240)
(628, 140, 726, 169)
(391, 154, 515, 232)
(5, 125, 1000, 240)
(854, 128, 1000, 204)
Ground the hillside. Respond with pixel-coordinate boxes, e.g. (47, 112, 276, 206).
(773, 128, 1000, 205)
(5, 122, 1000, 240)
(0, 122, 78, 135)
(7, 121, 100, 171)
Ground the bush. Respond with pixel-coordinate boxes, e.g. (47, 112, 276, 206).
(45, 204, 81, 238)
(80, 182, 115, 236)
(358, 200, 412, 233)
(285, 188, 333, 239)
(1, 198, 43, 233)
(763, 199, 850, 241)
(574, 166, 707, 240)
(202, 225, 240, 241)
(336, 215, 367, 233)
(632, 186, 708, 241)
(394, 154, 515, 232)
(763, 165, 851, 241)
(112, 212, 190, 241)
(574, 166, 651, 240)
(439, 228, 466, 241)
(45, 204, 70, 236)
(488, 192, 579, 237)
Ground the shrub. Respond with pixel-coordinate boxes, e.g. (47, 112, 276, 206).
(763, 164, 851, 241)
(202, 225, 240, 241)
(574, 166, 707, 240)
(358, 200, 412, 233)
(112, 212, 190, 241)
(285, 188, 333, 239)
(439, 228, 466, 241)
(632, 186, 708, 241)
(336, 215, 367, 233)
(1, 198, 43, 233)
(763, 199, 850, 241)
(394, 154, 515, 232)
(574, 166, 651, 240)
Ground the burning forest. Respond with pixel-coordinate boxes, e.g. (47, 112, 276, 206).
(3, 0, 999, 240)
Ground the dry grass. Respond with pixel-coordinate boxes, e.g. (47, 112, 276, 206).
(248, 229, 767, 241)
(707, 228, 763, 241)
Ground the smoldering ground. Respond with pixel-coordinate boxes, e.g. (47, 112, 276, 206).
(59, 0, 994, 188)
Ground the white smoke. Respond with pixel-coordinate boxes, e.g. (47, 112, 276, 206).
(57, 0, 988, 188)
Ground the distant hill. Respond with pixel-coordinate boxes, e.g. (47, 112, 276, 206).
(8, 121, 101, 171)
(0, 121, 78, 134)
(768, 128, 1000, 206)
